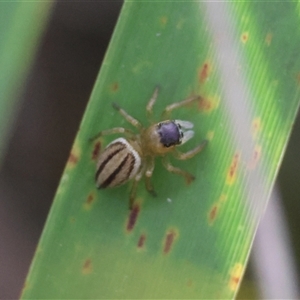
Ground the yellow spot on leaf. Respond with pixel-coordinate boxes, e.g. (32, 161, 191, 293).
(206, 130, 214, 141)
(208, 194, 227, 225)
(229, 263, 244, 291)
(198, 95, 220, 113)
(67, 141, 80, 169)
(160, 16, 168, 26)
(241, 32, 249, 44)
(265, 32, 273, 46)
(226, 153, 240, 185)
(251, 117, 262, 138)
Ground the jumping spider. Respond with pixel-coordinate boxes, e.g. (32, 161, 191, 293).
(91, 87, 207, 209)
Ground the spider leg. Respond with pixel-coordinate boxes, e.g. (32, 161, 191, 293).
(129, 166, 144, 209)
(144, 156, 157, 197)
(89, 127, 136, 142)
(112, 102, 142, 129)
(161, 95, 202, 119)
(161, 156, 195, 184)
(129, 179, 139, 210)
(173, 140, 208, 160)
(146, 86, 159, 122)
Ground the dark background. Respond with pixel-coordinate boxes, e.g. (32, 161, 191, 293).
(0, 2, 123, 298)
(0, 2, 299, 298)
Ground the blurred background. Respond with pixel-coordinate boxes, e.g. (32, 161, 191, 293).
(0, 2, 299, 299)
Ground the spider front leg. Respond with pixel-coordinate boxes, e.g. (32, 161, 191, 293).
(173, 140, 208, 160)
(161, 156, 195, 184)
(89, 127, 136, 142)
(112, 102, 142, 129)
(146, 86, 159, 122)
(161, 94, 202, 120)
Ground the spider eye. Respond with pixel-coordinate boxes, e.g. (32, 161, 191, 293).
(157, 121, 181, 147)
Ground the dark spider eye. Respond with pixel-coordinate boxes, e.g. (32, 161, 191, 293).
(158, 121, 181, 147)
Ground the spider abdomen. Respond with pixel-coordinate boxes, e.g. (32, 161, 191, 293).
(96, 138, 141, 188)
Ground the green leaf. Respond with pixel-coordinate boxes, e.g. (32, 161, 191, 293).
(0, 2, 53, 165)
(21, 2, 300, 299)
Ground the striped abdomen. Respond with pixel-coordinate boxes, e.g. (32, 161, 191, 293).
(96, 138, 141, 188)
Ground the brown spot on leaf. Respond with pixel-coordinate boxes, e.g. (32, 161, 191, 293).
(248, 145, 262, 170)
(110, 82, 119, 92)
(163, 229, 178, 254)
(92, 141, 101, 161)
(126, 203, 140, 232)
(226, 153, 240, 185)
(229, 263, 244, 291)
(83, 192, 96, 210)
(86, 193, 94, 205)
(187, 279, 193, 287)
(241, 32, 249, 44)
(199, 62, 212, 83)
(160, 16, 168, 26)
(82, 258, 93, 275)
(137, 234, 146, 249)
(67, 143, 80, 168)
(68, 152, 78, 165)
(208, 194, 227, 225)
(209, 205, 218, 223)
(199, 97, 212, 111)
